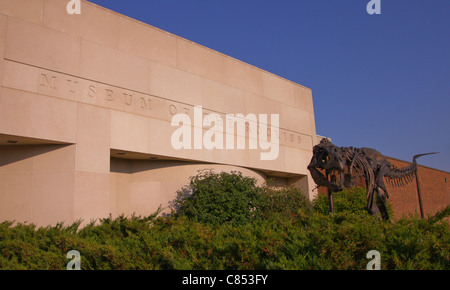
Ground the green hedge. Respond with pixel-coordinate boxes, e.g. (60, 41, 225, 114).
(0, 171, 448, 270)
(172, 170, 265, 225)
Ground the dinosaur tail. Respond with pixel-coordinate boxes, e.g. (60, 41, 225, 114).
(384, 152, 439, 187)
(413, 152, 439, 163)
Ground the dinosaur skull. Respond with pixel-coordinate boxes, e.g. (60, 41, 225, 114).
(308, 139, 344, 192)
(310, 139, 343, 170)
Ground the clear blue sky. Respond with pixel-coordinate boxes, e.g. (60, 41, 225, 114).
(88, 0, 449, 172)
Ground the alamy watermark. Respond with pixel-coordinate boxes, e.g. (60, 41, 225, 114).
(367, 0, 381, 15)
(65, 249, 380, 270)
(366, 250, 381, 270)
(66, 0, 81, 15)
(67, 0, 381, 16)
(170, 106, 280, 161)
(66, 250, 81, 270)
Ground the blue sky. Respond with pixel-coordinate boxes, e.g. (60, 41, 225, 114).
(88, 0, 449, 172)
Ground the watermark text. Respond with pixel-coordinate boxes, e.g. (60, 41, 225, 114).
(367, 0, 381, 15)
(66, 0, 81, 15)
(66, 250, 81, 270)
(366, 250, 381, 270)
(170, 106, 279, 161)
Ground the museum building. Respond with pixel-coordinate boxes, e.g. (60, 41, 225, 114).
(0, 0, 321, 226)
(0, 1, 448, 226)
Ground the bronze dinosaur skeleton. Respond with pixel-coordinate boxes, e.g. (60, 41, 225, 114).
(308, 138, 437, 221)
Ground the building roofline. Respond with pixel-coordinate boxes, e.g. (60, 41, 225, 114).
(82, 0, 312, 92)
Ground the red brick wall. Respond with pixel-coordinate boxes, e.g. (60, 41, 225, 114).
(386, 157, 449, 219)
(315, 157, 449, 219)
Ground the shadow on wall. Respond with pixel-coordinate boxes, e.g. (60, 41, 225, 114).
(0, 144, 73, 168)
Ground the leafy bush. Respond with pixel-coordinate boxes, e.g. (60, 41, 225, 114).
(313, 186, 393, 218)
(172, 170, 265, 225)
(0, 171, 448, 270)
(258, 184, 313, 220)
(313, 187, 368, 215)
(1, 209, 449, 270)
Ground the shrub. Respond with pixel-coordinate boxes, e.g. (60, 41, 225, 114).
(258, 184, 313, 220)
(172, 170, 313, 225)
(1, 206, 448, 270)
(0, 171, 448, 270)
(172, 170, 265, 225)
(313, 186, 391, 217)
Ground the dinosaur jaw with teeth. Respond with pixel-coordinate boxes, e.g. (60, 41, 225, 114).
(308, 145, 344, 192)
